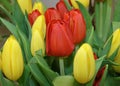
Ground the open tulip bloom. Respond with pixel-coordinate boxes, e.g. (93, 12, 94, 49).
(0, 0, 120, 86)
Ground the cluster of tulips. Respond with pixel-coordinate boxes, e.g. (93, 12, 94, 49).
(0, 0, 120, 86)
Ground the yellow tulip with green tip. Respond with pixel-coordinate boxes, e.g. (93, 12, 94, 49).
(108, 29, 120, 73)
(32, 15, 46, 39)
(17, 0, 32, 13)
(2, 35, 24, 81)
(31, 28, 45, 56)
(33, 2, 44, 14)
(0, 51, 2, 70)
(73, 43, 95, 84)
(70, 0, 90, 9)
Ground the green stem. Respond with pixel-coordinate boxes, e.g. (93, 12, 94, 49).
(59, 58, 65, 75)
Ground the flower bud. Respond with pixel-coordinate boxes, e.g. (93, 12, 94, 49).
(31, 28, 45, 56)
(73, 43, 95, 84)
(33, 2, 44, 14)
(2, 35, 24, 81)
(17, 0, 32, 13)
(70, 0, 90, 8)
(107, 29, 120, 73)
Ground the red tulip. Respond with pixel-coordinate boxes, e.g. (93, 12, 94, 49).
(45, 8, 61, 25)
(56, 0, 68, 18)
(46, 20, 74, 57)
(28, 9, 41, 26)
(64, 9, 86, 44)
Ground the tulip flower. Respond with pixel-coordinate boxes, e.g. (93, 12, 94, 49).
(56, 0, 68, 18)
(32, 15, 46, 39)
(46, 20, 74, 57)
(2, 35, 24, 81)
(70, 0, 90, 8)
(17, 0, 32, 13)
(0, 51, 2, 70)
(107, 29, 120, 73)
(45, 8, 61, 25)
(73, 43, 95, 84)
(64, 9, 86, 44)
(33, 2, 44, 14)
(28, 9, 41, 26)
(31, 26, 45, 56)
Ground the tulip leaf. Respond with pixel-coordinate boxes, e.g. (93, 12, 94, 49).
(0, 17, 19, 40)
(28, 63, 50, 86)
(0, 0, 12, 11)
(0, 71, 15, 86)
(77, 1, 92, 30)
(29, 75, 39, 86)
(53, 75, 74, 86)
(64, 0, 73, 10)
(112, 22, 120, 31)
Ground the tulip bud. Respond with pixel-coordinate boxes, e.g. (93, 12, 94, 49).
(64, 9, 86, 44)
(0, 51, 2, 70)
(46, 20, 74, 57)
(32, 15, 46, 39)
(33, 2, 44, 14)
(28, 9, 41, 26)
(45, 8, 61, 25)
(2, 35, 24, 81)
(70, 0, 90, 8)
(107, 29, 120, 73)
(17, 0, 32, 13)
(73, 43, 95, 84)
(31, 28, 45, 56)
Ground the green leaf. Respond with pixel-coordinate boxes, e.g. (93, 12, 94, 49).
(64, 0, 73, 10)
(0, 71, 15, 86)
(0, 0, 12, 11)
(77, 1, 92, 30)
(53, 75, 74, 86)
(112, 22, 120, 31)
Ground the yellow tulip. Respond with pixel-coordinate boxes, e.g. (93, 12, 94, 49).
(0, 51, 2, 70)
(2, 35, 24, 81)
(107, 29, 120, 73)
(108, 29, 120, 57)
(73, 43, 95, 84)
(32, 15, 46, 39)
(17, 0, 32, 13)
(70, 0, 90, 9)
(33, 2, 44, 14)
(31, 28, 45, 56)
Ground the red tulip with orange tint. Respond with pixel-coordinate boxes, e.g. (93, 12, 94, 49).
(64, 9, 86, 44)
(45, 8, 61, 25)
(28, 9, 41, 26)
(46, 20, 74, 57)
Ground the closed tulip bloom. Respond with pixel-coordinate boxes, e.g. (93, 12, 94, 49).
(46, 20, 74, 57)
(108, 29, 120, 73)
(31, 29, 45, 56)
(56, 0, 68, 18)
(32, 15, 46, 39)
(70, 0, 90, 8)
(0, 51, 2, 70)
(73, 43, 95, 84)
(33, 2, 44, 14)
(64, 9, 86, 44)
(2, 35, 24, 81)
(45, 8, 61, 25)
(28, 9, 41, 26)
(17, 0, 32, 13)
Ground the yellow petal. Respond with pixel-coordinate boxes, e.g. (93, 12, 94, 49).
(33, 2, 44, 14)
(2, 35, 24, 81)
(32, 15, 46, 39)
(31, 29, 45, 56)
(17, 0, 32, 13)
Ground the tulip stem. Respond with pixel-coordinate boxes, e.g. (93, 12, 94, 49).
(59, 58, 65, 75)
